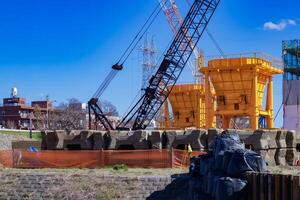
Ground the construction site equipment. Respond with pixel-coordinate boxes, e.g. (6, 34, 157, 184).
(200, 53, 283, 129)
(88, 2, 163, 131)
(159, 0, 201, 83)
(117, 0, 220, 130)
(159, 0, 224, 129)
(164, 84, 206, 129)
(283, 39, 300, 131)
(88, 0, 220, 131)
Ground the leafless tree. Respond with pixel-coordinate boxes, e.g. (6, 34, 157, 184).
(6, 120, 16, 129)
(33, 105, 46, 130)
(48, 98, 119, 131)
(48, 98, 85, 130)
(100, 100, 118, 116)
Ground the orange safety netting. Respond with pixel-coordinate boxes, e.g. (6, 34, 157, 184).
(0, 150, 205, 169)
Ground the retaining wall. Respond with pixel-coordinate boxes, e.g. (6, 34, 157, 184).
(0, 170, 189, 200)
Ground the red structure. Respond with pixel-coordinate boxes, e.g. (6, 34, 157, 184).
(0, 97, 54, 130)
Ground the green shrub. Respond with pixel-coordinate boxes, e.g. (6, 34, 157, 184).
(112, 164, 128, 171)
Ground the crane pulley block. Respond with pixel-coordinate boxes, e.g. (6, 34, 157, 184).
(112, 63, 124, 71)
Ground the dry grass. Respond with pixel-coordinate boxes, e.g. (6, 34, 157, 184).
(268, 165, 300, 175)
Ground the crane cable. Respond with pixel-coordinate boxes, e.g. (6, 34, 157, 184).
(117, 2, 163, 65)
(185, 0, 224, 56)
(92, 1, 165, 99)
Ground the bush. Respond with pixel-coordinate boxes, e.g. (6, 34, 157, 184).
(112, 164, 128, 171)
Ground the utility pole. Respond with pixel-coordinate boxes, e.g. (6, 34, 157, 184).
(140, 34, 158, 92)
(29, 112, 33, 139)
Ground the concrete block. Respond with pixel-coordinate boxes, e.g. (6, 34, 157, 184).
(172, 129, 207, 151)
(42, 130, 59, 150)
(267, 130, 278, 149)
(276, 130, 287, 148)
(254, 149, 276, 166)
(285, 148, 298, 166)
(275, 148, 287, 166)
(108, 130, 150, 150)
(42, 130, 107, 150)
(162, 131, 177, 149)
(148, 130, 164, 149)
(61, 130, 81, 150)
(244, 129, 278, 150)
(92, 131, 106, 150)
(231, 129, 253, 146)
(286, 130, 297, 148)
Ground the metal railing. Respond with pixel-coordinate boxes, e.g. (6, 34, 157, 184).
(205, 52, 283, 70)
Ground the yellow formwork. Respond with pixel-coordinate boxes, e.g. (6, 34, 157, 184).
(200, 53, 283, 129)
(164, 84, 206, 129)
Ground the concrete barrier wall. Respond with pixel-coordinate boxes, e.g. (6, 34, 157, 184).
(41, 129, 300, 166)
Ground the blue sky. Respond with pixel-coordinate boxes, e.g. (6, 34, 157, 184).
(0, 0, 299, 127)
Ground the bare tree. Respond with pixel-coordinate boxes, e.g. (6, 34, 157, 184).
(100, 100, 118, 117)
(48, 98, 119, 131)
(49, 98, 86, 130)
(33, 105, 46, 130)
(6, 120, 16, 129)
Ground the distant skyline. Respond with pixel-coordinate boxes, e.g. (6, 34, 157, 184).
(0, 0, 299, 127)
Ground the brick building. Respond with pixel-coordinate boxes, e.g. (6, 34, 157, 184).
(0, 97, 54, 130)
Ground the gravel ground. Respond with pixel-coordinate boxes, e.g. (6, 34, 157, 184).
(0, 133, 35, 150)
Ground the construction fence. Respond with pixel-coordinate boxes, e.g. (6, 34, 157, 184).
(0, 149, 204, 169)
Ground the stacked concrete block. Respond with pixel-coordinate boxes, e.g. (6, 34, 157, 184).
(238, 129, 277, 166)
(235, 129, 299, 166)
(253, 149, 276, 166)
(148, 130, 164, 149)
(40, 129, 299, 166)
(108, 130, 151, 150)
(278, 130, 298, 166)
(41, 130, 107, 150)
(172, 129, 207, 151)
(42, 130, 59, 150)
(162, 130, 177, 149)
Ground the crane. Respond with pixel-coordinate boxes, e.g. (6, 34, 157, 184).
(118, 0, 220, 130)
(89, 0, 220, 131)
(88, 64, 123, 130)
(159, 0, 224, 83)
(159, 0, 200, 83)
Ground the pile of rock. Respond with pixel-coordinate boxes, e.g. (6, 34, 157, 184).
(189, 130, 267, 200)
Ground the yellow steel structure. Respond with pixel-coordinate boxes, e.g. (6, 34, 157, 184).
(164, 84, 206, 129)
(200, 53, 283, 129)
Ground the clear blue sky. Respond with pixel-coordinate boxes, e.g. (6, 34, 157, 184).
(0, 0, 299, 127)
